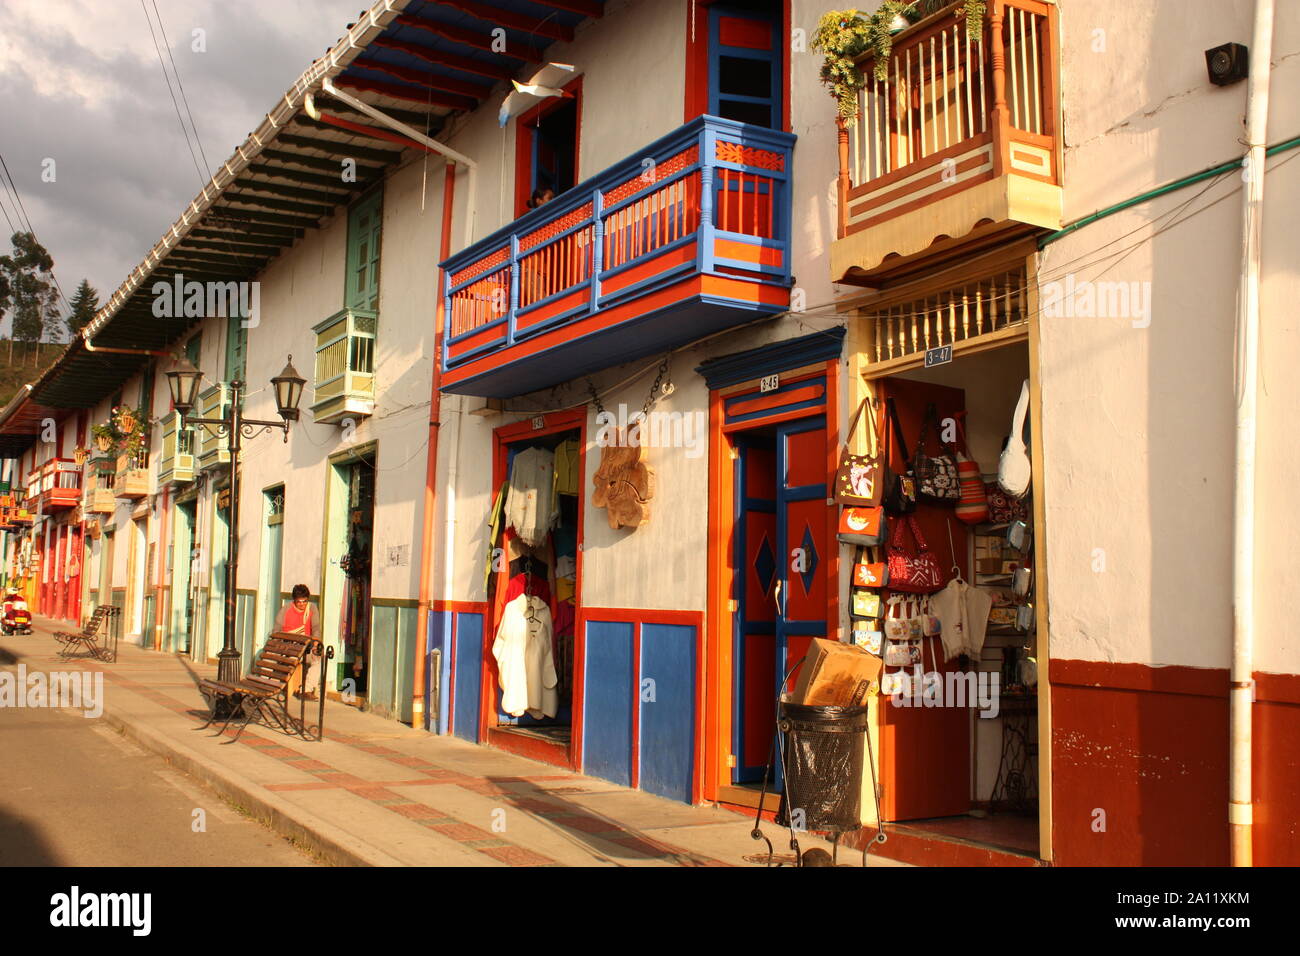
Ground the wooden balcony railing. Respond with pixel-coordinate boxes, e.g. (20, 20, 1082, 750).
(311, 307, 377, 424)
(441, 115, 795, 397)
(837, 0, 1058, 241)
(158, 411, 196, 485)
(115, 449, 149, 499)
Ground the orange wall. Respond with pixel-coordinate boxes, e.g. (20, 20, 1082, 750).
(1050, 660, 1299, 866)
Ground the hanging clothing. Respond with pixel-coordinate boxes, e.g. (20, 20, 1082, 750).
(553, 438, 581, 500)
(484, 481, 508, 595)
(930, 578, 995, 662)
(492, 594, 557, 719)
(505, 447, 558, 548)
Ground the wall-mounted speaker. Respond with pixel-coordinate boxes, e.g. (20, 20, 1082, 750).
(1205, 43, 1249, 86)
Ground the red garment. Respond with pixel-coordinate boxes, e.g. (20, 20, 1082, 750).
(503, 573, 551, 607)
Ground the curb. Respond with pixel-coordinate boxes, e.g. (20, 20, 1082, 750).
(99, 706, 407, 868)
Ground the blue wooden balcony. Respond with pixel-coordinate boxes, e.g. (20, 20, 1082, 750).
(439, 115, 796, 398)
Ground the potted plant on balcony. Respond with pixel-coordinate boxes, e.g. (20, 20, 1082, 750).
(113, 404, 144, 437)
(813, 1, 985, 120)
(91, 421, 121, 454)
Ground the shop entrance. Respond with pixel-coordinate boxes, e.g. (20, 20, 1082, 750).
(322, 451, 375, 702)
(867, 342, 1042, 858)
(171, 499, 196, 654)
(484, 411, 584, 768)
(731, 416, 829, 784)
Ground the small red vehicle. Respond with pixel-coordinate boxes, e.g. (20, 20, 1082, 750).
(1, 590, 32, 636)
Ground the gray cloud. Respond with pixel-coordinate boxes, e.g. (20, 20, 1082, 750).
(0, 0, 364, 336)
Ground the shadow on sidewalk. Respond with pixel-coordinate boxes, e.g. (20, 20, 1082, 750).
(482, 776, 719, 866)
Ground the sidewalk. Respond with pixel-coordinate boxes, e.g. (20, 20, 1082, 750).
(9, 617, 906, 867)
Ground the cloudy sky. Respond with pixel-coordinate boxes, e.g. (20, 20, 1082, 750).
(0, 0, 366, 336)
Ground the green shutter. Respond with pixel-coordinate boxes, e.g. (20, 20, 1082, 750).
(185, 332, 201, 367)
(345, 190, 383, 311)
(224, 313, 247, 383)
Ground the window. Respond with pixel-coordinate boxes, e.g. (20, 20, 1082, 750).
(708, 3, 782, 130)
(346, 190, 383, 312)
(224, 314, 246, 384)
(514, 77, 582, 217)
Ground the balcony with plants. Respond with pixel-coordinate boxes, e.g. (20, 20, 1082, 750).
(440, 114, 796, 398)
(818, 0, 1062, 283)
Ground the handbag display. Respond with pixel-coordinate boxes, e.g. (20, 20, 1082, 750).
(852, 625, 883, 656)
(883, 398, 917, 516)
(852, 589, 882, 618)
(913, 403, 961, 504)
(853, 555, 888, 588)
(886, 515, 946, 594)
(837, 505, 887, 547)
(834, 398, 883, 507)
(998, 378, 1032, 498)
(953, 414, 989, 525)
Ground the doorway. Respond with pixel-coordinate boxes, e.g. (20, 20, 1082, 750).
(731, 416, 830, 786)
(171, 499, 196, 654)
(322, 451, 376, 702)
(258, 486, 285, 655)
(129, 517, 147, 637)
(869, 343, 1042, 858)
(483, 411, 584, 768)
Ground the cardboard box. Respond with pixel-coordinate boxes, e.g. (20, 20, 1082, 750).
(790, 638, 883, 707)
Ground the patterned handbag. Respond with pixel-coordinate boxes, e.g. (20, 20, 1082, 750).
(986, 481, 1030, 524)
(913, 403, 961, 504)
(834, 398, 883, 507)
(886, 516, 947, 594)
(954, 414, 989, 524)
(883, 398, 917, 516)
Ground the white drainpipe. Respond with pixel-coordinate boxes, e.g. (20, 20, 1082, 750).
(1231, 0, 1273, 867)
(313, 77, 479, 250)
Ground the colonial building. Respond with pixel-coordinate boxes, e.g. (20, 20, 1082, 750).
(0, 0, 1295, 867)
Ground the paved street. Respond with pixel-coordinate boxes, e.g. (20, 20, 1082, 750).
(0, 640, 316, 867)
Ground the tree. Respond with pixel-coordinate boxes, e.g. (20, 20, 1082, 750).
(67, 278, 99, 337)
(0, 232, 62, 346)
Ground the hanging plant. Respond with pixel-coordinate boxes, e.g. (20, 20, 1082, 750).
(113, 404, 144, 436)
(91, 421, 121, 453)
(73, 446, 90, 466)
(812, 1, 986, 125)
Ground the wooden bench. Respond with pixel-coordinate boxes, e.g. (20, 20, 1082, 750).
(55, 606, 115, 662)
(197, 633, 332, 741)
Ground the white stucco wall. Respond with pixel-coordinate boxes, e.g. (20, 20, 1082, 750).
(1039, 0, 1300, 674)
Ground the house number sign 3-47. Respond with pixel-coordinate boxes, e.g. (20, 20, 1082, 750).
(924, 345, 953, 368)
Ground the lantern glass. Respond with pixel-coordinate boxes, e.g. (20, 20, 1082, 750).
(166, 357, 203, 414)
(271, 356, 306, 421)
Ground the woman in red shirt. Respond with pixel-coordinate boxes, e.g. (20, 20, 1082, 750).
(275, 584, 321, 700)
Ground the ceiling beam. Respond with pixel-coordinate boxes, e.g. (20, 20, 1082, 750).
(330, 69, 476, 113)
(369, 35, 515, 81)
(259, 147, 384, 179)
(245, 162, 368, 192)
(236, 175, 350, 205)
(278, 131, 404, 166)
(394, 13, 540, 62)
(223, 190, 331, 219)
(430, 1, 573, 42)
(195, 215, 304, 242)
(349, 55, 492, 102)
(208, 205, 319, 231)
(186, 230, 292, 253)
(531, 0, 603, 17)
(312, 94, 447, 131)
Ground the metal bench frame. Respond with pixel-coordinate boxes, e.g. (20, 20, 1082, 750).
(197, 633, 334, 742)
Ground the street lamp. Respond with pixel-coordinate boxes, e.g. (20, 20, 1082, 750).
(166, 355, 306, 683)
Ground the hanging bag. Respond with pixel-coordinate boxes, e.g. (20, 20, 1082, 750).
(837, 505, 887, 547)
(883, 398, 917, 516)
(953, 413, 990, 525)
(997, 378, 1032, 498)
(886, 515, 946, 593)
(853, 544, 888, 589)
(834, 397, 883, 507)
(913, 402, 962, 505)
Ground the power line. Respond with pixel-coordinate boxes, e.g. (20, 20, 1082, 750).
(150, 0, 212, 176)
(140, 0, 208, 190)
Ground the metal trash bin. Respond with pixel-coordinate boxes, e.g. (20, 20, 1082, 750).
(775, 700, 869, 835)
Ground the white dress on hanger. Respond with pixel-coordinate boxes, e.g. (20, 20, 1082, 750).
(492, 594, 558, 719)
(504, 447, 559, 548)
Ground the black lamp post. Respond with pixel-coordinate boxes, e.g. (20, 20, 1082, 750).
(166, 355, 306, 683)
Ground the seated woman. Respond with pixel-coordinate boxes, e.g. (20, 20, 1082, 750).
(275, 584, 321, 700)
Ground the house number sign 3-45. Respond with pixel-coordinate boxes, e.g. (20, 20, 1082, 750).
(760, 374, 780, 393)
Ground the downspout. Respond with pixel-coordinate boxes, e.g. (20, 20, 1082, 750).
(315, 77, 478, 250)
(412, 162, 457, 730)
(1231, 0, 1273, 868)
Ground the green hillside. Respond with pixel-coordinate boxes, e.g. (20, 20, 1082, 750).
(0, 340, 65, 409)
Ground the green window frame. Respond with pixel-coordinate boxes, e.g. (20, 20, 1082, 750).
(345, 189, 383, 312)
(224, 313, 247, 384)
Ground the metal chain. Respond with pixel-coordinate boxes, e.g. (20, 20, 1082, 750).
(642, 355, 672, 418)
(585, 377, 605, 416)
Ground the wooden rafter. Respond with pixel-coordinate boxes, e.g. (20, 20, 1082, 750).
(259, 148, 384, 178)
(331, 75, 475, 112)
(277, 132, 403, 166)
(350, 55, 491, 102)
(236, 175, 349, 205)
(531, 0, 603, 18)
(370, 35, 514, 81)
(223, 190, 332, 219)
(393, 13, 540, 61)
(430, 1, 573, 42)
